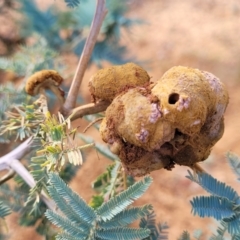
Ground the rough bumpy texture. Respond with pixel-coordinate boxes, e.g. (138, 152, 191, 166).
(99, 66, 229, 176)
(88, 62, 150, 102)
(25, 70, 64, 96)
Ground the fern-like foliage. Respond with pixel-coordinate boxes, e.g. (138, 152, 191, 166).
(193, 229, 202, 240)
(227, 152, 240, 181)
(13, 0, 139, 66)
(178, 231, 191, 240)
(33, 112, 94, 173)
(64, 0, 80, 8)
(187, 171, 239, 203)
(0, 102, 45, 141)
(139, 211, 169, 240)
(89, 159, 134, 209)
(0, 200, 11, 239)
(96, 228, 150, 240)
(99, 205, 152, 229)
(0, 200, 11, 218)
(0, 40, 60, 76)
(188, 153, 240, 236)
(97, 176, 152, 222)
(0, 181, 50, 236)
(190, 196, 235, 220)
(19, 0, 63, 49)
(46, 173, 152, 240)
(0, 83, 29, 143)
(74, 37, 133, 67)
(209, 221, 227, 240)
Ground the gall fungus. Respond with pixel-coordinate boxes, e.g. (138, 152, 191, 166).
(25, 70, 65, 104)
(88, 62, 150, 102)
(95, 65, 229, 176)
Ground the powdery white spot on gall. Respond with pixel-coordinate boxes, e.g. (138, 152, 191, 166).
(135, 128, 149, 143)
(149, 103, 162, 123)
(177, 96, 191, 111)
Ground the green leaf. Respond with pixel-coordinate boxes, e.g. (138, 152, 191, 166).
(193, 229, 202, 239)
(47, 186, 91, 231)
(99, 205, 153, 229)
(223, 214, 240, 234)
(89, 195, 104, 209)
(209, 222, 226, 240)
(96, 227, 151, 240)
(45, 210, 88, 239)
(0, 201, 11, 218)
(232, 235, 240, 240)
(48, 173, 96, 224)
(187, 171, 239, 203)
(191, 196, 235, 220)
(56, 232, 80, 240)
(64, 0, 80, 8)
(226, 152, 240, 181)
(97, 176, 153, 221)
(105, 161, 121, 195)
(139, 211, 168, 240)
(178, 230, 191, 240)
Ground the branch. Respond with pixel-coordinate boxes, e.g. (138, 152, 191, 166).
(62, 0, 108, 115)
(0, 138, 55, 210)
(0, 137, 33, 168)
(9, 159, 55, 210)
(69, 101, 110, 121)
(0, 169, 15, 184)
(191, 163, 206, 173)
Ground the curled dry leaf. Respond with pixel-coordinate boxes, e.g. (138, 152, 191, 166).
(25, 70, 65, 104)
(99, 65, 229, 176)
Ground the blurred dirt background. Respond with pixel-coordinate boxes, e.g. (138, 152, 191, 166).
(2, 0, 240, 239)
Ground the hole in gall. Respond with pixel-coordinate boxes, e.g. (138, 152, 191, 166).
(168, 93, 180, 104)
(174, 129, 183, 137)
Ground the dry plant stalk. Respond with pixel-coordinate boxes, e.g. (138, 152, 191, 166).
(62, 0, 108, 114)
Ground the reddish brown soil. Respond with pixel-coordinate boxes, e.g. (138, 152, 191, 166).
(2, 0, 240, 239)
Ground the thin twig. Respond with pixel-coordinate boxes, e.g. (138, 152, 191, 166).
(0, 169, 15, 184)
(191, 163, 206, 173)
(83, 117, 104, 133)
(62, 0, 108, 115)
(69, 101, 110, 121)
(0, 137, 33, 169)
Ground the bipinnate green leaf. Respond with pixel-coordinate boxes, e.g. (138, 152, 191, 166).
(191, 196, 235, 220)
(56, 232, 80, 240)
(47, 186, 91, 231)
(46, 173, 153, 239)
(96, 227, 151, 240)
(48, 173, 96, 224)
(64, 0, 80, 8)
(99, 205, 153, 228)
(97, 176, 153, 221)
(232, 235, 240, 240)
(104, 161, 121, 196)
(187, 171, 239, 203)
(223, 214, 240, 234)
(227, 152, 240, 181)
(0, 201, 11, 218)
(178, 230, 191, 240)
(139, 211, 169, 240)
(45, 210, 88, 239)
